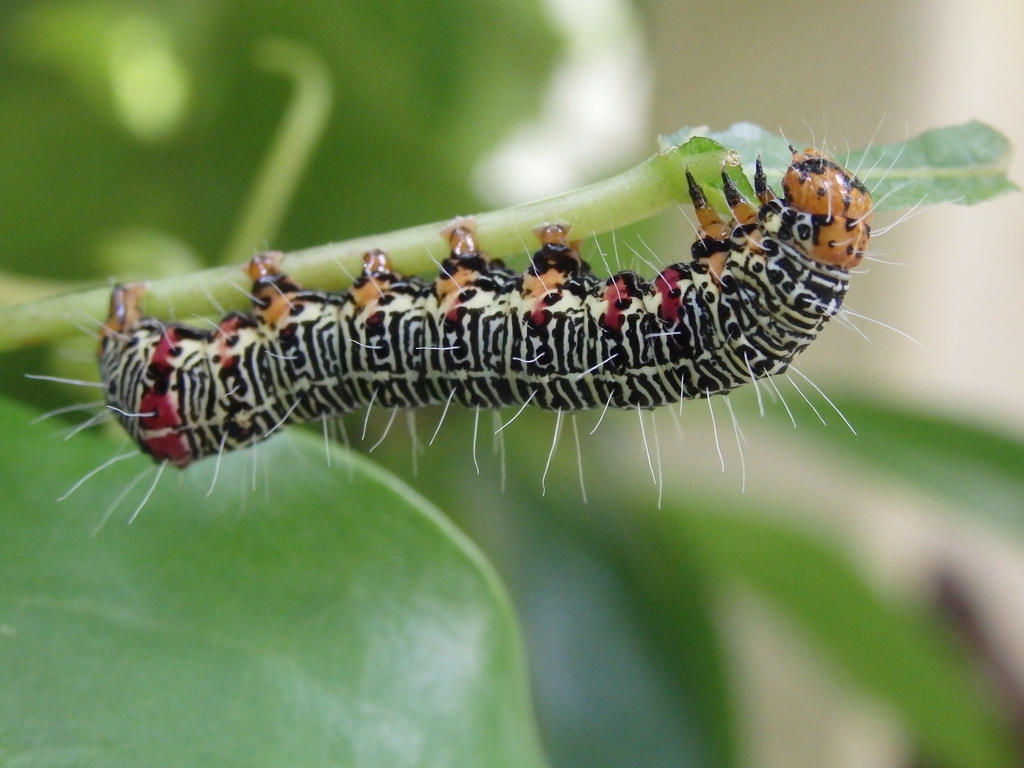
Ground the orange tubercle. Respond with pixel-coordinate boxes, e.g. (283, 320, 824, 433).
(255, 289, 293, 326)
(247, 251, 284, 281)
(533, 223, 572, 248)
(105, 283, 146, 332)
(350, 249, 396, 308)
(523, 223, 581, 299)
(101, 282, 148, 343)
(442, 216, 480, 257)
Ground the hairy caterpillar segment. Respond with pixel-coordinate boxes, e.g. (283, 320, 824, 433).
(99, 149, 871, 468)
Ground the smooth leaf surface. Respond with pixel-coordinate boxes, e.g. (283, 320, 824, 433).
(851, 121, 1016, 207)
(774, 395, 1024, 533)
(666, 505, 1015, 768)
(612, 517, 738, 768)
(0, 396, 546, 768)
(366, 405, 740, 768)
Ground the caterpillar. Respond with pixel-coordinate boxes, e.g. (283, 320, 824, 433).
(98, 148, 872, 469)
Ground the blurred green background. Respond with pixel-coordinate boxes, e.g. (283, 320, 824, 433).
(1, 1, 1024, 767)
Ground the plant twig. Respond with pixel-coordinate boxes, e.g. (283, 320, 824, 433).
(0, 140, 730, 353)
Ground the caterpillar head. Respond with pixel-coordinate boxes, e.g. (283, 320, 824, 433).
(782, 149, 872, 269)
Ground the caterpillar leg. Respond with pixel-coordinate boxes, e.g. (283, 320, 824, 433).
(245, 246, 400, 322)
(246, 250, 285, 282)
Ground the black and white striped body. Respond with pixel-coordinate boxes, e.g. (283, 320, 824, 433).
(99, 150, 870, 468)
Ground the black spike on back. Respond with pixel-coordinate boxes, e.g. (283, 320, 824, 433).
(754, 157, 767, 196)
(685, 169, 707, 208)
(721, 171, 741, 208)
(754, 156, 774, 200)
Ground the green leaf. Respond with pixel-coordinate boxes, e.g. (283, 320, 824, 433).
(388, 411, 741, 768)
(663, 123, 795, 189)
(667, 505, 1015, 768)
(851, 121, 1017, 207)
(772, 395, 1024, 533)
(524, 505, 738, 768)
(665, 121, 1016, 211)
(0, 396, 546, 768)
(510, 512, 733, 768)
(614, 518, 739, 768)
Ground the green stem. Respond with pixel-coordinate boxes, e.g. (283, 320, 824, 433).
(0, 141, 729, 354)
(0, 273, 81, 308)
(221, 38, 334, 266)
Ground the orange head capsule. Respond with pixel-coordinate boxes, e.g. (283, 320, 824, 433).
(782, 149, 873, 269)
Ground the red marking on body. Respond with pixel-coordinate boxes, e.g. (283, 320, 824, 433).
(445, 297, 464, 323)
(144, 438, 192, 467)
(150, 327, 178, 365)
(655, 267, 684, 324)
(135, 329, 192, 467)
(601, 277, 630, 331)
(138, 393, 191, 467)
